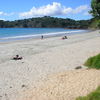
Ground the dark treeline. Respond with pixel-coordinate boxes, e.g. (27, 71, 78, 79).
(0, 16, 92, 29)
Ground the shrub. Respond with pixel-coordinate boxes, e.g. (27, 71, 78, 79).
(84, 53, 100, 69)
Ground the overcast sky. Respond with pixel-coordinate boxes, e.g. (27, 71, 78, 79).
(0, 0, 92, 21)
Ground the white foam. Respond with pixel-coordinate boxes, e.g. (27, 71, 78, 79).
(0, 30, 85, 40)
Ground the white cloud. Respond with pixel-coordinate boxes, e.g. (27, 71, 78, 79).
(83, 12, 90, 16)
(19, 2, 90, 18)
(0, 18, 5, 21)
(7, 13, 15, 16)
(19, 2, 72, 18)
(0, 11, 7, 16)
(72, 5, 89, 14)
(0, 11, 14, 16)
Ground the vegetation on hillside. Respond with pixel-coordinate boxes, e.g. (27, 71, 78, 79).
(84, 54, 100, 69)
(0, 0, 99, 29)
(0, 16, 91, 28)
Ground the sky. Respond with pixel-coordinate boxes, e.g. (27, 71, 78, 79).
(0, 0, 92, 21)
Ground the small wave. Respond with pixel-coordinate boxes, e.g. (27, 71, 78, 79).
(0, 30, 86, 40)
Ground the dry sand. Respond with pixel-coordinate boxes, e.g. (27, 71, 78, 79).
(0, 30, 100, 100)
(19, 69, 100, 100)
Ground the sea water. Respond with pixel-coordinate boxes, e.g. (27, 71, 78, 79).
(0, 28, 87, 42)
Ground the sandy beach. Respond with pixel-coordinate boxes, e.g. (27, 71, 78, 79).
(0, 30, 100, 100)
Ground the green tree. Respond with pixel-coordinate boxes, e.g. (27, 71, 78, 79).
(0, 16, 91, 28)
(90, 0, 100, 18)
(89, 0, 100, 28)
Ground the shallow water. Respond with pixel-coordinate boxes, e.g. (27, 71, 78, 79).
(0, 28, 87, 42)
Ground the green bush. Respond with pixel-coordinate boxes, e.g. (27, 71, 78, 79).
(89, 19, 100, 29)
(76, 86, 100, 100)
(84, 53, 100, 69)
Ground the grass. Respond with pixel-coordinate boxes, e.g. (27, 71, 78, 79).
(76, 86, 100, 100)
(84, 53, 100, 69)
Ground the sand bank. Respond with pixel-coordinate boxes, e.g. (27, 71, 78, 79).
(0, 30, 100, 100)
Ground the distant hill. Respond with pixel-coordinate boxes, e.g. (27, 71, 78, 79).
(0, 16, 92, 29)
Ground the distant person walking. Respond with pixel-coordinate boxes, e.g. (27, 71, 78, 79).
(41, 35, 44, 39)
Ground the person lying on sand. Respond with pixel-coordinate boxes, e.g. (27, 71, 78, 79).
(12, 55, 23, 60)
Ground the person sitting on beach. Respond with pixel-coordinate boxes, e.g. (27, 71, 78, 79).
(62, 36, 68, 40)
(12, 55, 23, 60)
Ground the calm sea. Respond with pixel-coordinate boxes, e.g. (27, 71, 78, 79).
(0, 28, 87, 42)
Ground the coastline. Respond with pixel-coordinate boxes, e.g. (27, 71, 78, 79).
(0, 30, 100, 100)
(0, 29, 88, 43)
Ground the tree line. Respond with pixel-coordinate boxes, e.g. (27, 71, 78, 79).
(0, 16, 92, 29)
(0, 0, 99, 29)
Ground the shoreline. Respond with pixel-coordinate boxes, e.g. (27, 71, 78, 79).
(0, 29, 88, 43)
(0, 29, 96, 45)
(0, 30, 100, 100)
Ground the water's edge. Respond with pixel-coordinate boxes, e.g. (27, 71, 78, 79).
(0, 28, 89, 42)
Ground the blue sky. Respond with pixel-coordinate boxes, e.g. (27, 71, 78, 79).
(0, 0, 92, 21)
